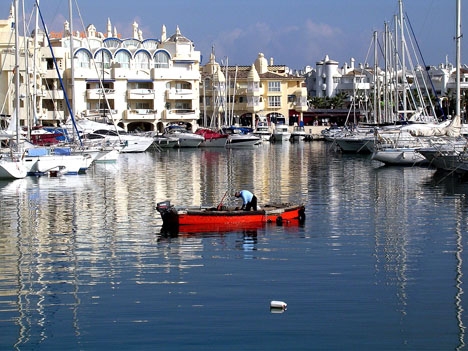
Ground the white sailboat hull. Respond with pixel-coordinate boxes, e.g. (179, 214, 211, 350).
(0, 159, 27, 179)
(372, 148, 427, 165)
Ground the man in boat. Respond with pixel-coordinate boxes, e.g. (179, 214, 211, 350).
(235, 190, 258, 211)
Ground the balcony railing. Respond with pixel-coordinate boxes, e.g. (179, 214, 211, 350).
(82, 109, 118, 120)
(163, 109, 197, 120)
(86, 88, 115, 99)
(124, 109, 157, 120)
(43, 89, 64, 100)
(127, 89, 155, 100)
(166, 88, 195, 100)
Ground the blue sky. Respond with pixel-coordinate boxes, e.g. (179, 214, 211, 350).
(2, 0, 466, 70)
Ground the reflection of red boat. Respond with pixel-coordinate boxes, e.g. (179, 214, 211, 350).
(156, 201, 306, 229)
(160, 222, 263, 237)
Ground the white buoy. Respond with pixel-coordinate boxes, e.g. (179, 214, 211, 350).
(270, 300, 287, 309)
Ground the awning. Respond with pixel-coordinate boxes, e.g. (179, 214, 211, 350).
(127, 79, 153, 83)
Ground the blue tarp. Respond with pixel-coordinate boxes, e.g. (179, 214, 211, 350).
(54, 147, 71, 155)
(27, 148, 48, 157)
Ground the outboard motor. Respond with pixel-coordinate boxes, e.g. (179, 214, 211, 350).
(156, 201, 171, 214)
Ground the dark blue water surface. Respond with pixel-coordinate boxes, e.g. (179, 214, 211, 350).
(1, 142, 468, 350)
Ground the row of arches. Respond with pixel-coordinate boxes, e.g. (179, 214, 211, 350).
(74, 48, 171, 70)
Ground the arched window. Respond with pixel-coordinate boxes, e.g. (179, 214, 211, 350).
(74, 49, 91, 68)
(134, 50, 151, 70)
(115, 49, 131, 69)
(103, 37, 122, 49)
(154, 51, 170, 68)
(122, 38, 141, 50)
(142, 39, 159, 50)
(94, 49, 112, 69)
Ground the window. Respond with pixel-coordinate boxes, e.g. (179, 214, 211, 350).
(46, 58, 54, 70)
(135, 51, 151, 70)
(247, 82, 259, 92)
(268, 96, 281, 107)
(268, 81, 281, 92)
(135, 102, 150, 109)
(175, 82, 191, 90)
(95, 50, 112, 69)
(75, 50, 91, 68)
(115, 50, 131, 69)
(154, 51, 170, 68)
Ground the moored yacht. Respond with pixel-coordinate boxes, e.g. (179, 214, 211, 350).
(272, 124, 291, 142)
(222, 126, 261, 148)
(253, 117, 272, 141)
(195, 128, 228, 147)
(290, 125, 307, 142)
(163, 125, 204, 148)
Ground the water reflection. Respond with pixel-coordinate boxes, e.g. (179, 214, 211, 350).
(1, 143, 468, 349)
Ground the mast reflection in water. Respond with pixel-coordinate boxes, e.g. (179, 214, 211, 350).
(1, 142, 468, 350)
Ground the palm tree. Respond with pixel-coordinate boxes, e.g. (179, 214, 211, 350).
(330, 92, 349, 109)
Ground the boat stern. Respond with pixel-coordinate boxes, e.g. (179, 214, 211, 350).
(156, 201, 179, 228)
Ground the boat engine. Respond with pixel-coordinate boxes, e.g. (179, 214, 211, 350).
(156, 200, 171, 214)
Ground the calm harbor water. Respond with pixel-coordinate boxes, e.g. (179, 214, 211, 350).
(1, 141, 468, 350)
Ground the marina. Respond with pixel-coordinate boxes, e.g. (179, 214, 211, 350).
(1, 142, 468, 350)
(1, 0, 468, 349)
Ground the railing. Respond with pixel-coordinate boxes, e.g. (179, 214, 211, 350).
(163, 109, 197, 120)
(127, 89, 155, 100)
(124, 109, 157, 120)
(83, 109, 118, 118)
(43, 89, 64, 100)
(166, 88, 194, 100)
(86, 88, 115, 99)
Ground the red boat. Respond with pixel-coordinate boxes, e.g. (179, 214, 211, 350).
(156, 201, 305, 229)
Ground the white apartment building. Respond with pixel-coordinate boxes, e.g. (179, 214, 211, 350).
(304, 54, 468, 122)
(0, 5, 201, 132)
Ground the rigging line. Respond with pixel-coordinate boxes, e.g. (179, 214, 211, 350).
(34, 0, 81, 146)
(73, 0, 121, 136)
(406, 12, 445, 119)
(0, 23, 14, 75)
(402, 14, 436, 118)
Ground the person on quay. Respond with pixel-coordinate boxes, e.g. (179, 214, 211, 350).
(235, 190, 258, 211)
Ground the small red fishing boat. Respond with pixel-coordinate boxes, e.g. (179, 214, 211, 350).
(156, 201, 305, 229)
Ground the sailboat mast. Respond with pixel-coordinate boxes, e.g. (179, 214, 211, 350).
(373, 30, 378, 124)
(69, 0, 75, 121)
(33, 0, 39, 129)
(14, 0, 20, 146)
(399, 0, 407, 121)
(456, 0, 461, 117)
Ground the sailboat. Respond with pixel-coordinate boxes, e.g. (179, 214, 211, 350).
(416, 0, 468, 172)
(371, 0, 457, 165)
(0, 1, 27, 179)
(16, 0, 93, 176)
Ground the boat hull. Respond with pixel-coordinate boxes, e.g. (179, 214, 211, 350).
(0, 159, 27, 179)
(157, 201, 305, 229)
(371, 148, 427, 165)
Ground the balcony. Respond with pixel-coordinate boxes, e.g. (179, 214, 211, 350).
(86, 88, 116, 99)
(124, 109, 158, 120)
(246, 101, 265, 111)
(166, 88, 195, 100)
(39, 109, 66, 122)
(127, 89, 155, 100)
(163, 109, 197, 121)
(43, 89, 64, 100)
(82, 109, 119, 122)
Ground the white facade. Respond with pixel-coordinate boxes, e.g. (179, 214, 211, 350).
(0, 8, 201, 132)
